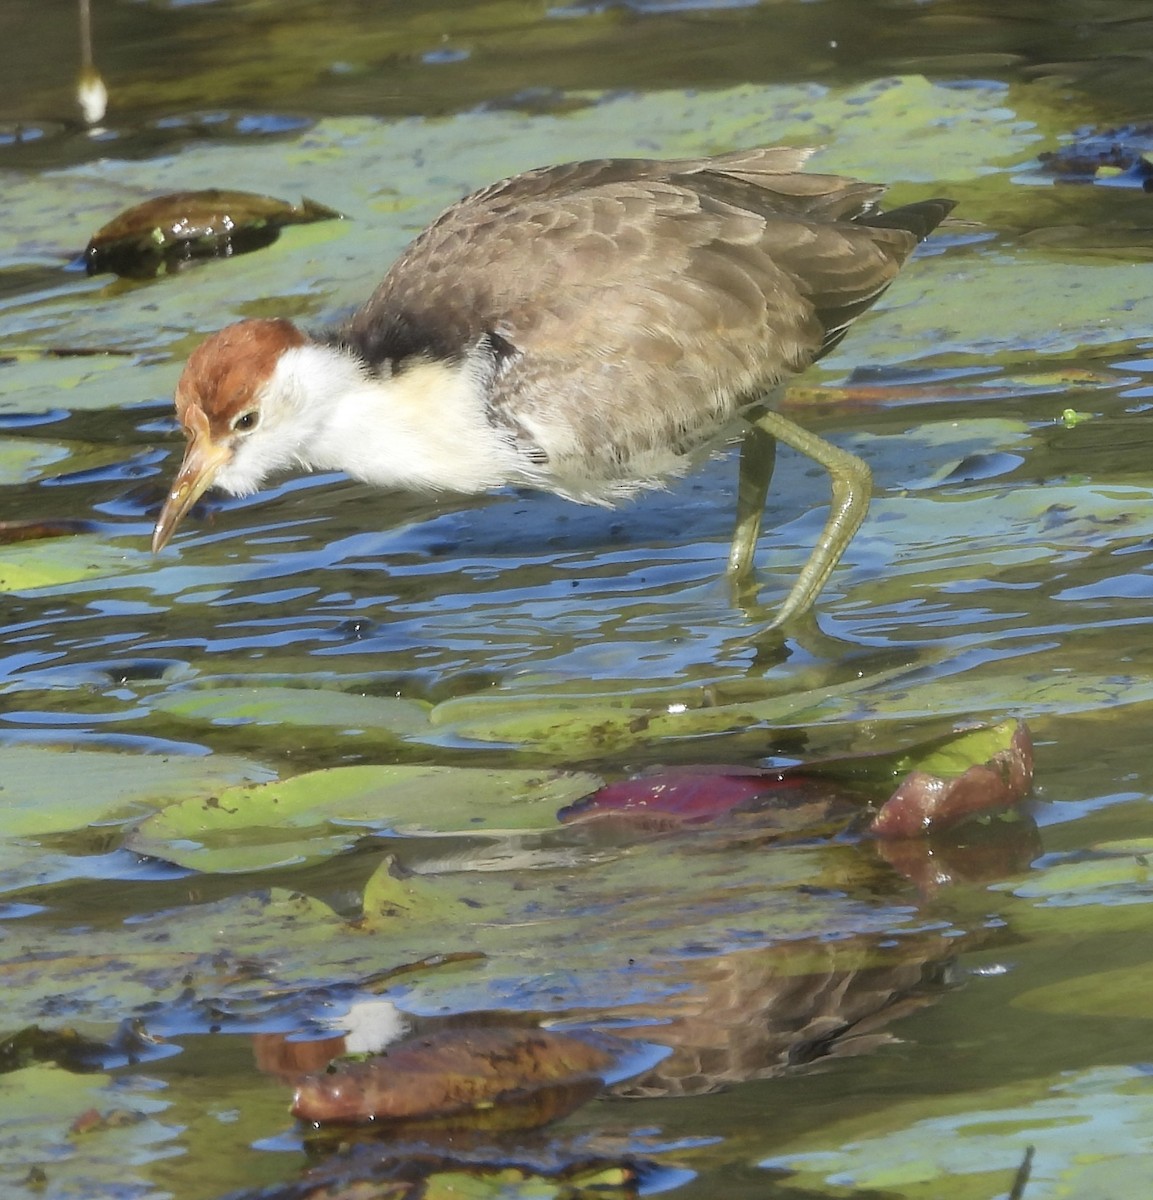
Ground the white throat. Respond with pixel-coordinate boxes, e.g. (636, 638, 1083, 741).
(268, 343, 523, 495)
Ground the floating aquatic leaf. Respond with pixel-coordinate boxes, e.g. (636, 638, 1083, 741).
(0, 535, 142, 591)
(0, 1064, 172, 1198)
(2, 75, 1052, 366)
(127, 763, 601, 872)
(1001, 848, 1153, 909)
(558, 766, 808, 828)
(0, 743, 269, 838)
(149, 684, 433, 746)
(358, 855, 463, 930)
(1, 1026, 109, 1075)
(430, 661, 917, 754)
(0, 439, 69, 486)
(785, 366, 1128, 411)
(558, 767, 846, 837)
(291, 1027, 620, 1127)
(84, 189, 343, 278)
(0, 885, 491, 1030)
(761, 1064, 1153, 1199)
(224, 1143, 645, 1200)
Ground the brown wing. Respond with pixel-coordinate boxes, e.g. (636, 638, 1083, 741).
(339, 150, 947, 485)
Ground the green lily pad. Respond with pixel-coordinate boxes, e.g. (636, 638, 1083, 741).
(0, 888, 352, 1024)
(761, 1064, 1153, 1200)
(0, 354, 129, 415)
(899, 719, 1024, 779)
(127, 763, 601, 872)
(0, 437, 69, 484)
(985, 840, 1153, 940)
(0, 536, 143, 591)
(0, 1064, 172, 1198)
(1005, 855, 1153, 906)
(0, 744, 270, 838)
(854, 247, 1153, 368)
(149, 684, 433, 746)
(418, 1165, 638, 1199)
(359, 855, 464, 929)
(429, 660, 918, 753)
(1, 832, 945, 1031)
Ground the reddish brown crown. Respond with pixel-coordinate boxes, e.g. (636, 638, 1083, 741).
(175, 318, 307, 437)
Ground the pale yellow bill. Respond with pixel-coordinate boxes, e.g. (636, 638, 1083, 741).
(151, 436, 232, 552)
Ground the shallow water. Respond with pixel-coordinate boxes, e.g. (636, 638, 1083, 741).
(5, 2, 1153, 1198)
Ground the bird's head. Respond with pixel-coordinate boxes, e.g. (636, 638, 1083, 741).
(151, 318, 315, 551)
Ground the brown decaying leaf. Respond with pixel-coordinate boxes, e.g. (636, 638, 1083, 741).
(0, 518, 100, 544)
(291, 1027, 618, 1127)
(870, 721, 1033, 840)
(84, 189, 343, 279)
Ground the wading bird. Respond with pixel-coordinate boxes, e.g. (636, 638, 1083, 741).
(152, 147, 953, 626)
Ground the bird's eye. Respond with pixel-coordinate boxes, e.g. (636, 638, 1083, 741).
(232, 410, 259, 433)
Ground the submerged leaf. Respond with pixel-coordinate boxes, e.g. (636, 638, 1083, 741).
(84, 189, 343, 278)
(291, 1027, 619, 1127)
(1015, 961, 1153, 1021)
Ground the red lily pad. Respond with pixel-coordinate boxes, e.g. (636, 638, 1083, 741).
(557, 766, 817, 828)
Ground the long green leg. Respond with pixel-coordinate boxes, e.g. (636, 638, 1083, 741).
(726, 414, 777, 581)
(726, 408, 872, 628)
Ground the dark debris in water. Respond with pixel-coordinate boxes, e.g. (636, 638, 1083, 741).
(0, 1019, 166, 1074)
(1039, 124, 1153, 189)
(1009, 1145, 1036, 1200)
